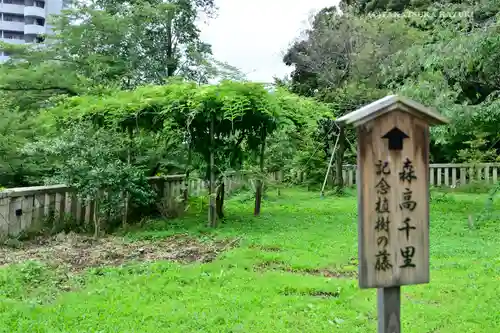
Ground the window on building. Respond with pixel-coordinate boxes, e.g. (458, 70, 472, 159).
(3, 31, 24, 39)
(3, 14, 25, 22)
(3, 0, 25, 5)
(25, 17, 45, 26)
(24, 0, 44, 7)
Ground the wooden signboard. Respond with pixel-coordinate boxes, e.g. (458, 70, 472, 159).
(337, 95, 448, 333)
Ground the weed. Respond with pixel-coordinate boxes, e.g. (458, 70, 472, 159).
(0, 188, 498, 332)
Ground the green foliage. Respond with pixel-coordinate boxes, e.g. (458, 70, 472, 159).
(456, 133, 500, 163)
(47, 0, 218, 87)
(0, 0, 230, 114)
(0, 107, 46, 187)
(40, 81, 331, 182)
(0, 260, 80, 304)
(1, 189, 499, 331)
(22, 123, 155, 234)
(284, 2, 500, 165)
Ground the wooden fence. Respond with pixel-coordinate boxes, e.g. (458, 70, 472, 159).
(0, 173, 248, 238)
(1, 163, 498, 238)
(341, 163, 499, 187)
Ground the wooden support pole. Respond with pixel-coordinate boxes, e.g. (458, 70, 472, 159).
(254, 128, 266, 216)
(378, 287, 401, 333)
(208, 115, 217, 227)
(337, 95, 448, 333)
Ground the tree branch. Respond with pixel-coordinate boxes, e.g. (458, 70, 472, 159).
(0, 86, 78, 96)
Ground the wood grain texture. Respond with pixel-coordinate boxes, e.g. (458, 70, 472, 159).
(377, 287, 401, 333)
(358, 110, 430, 289)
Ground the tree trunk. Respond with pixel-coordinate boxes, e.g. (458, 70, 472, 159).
(254, 128, 266, 216)
(165, 10, 177, 77)
(216, 178, 225, 219)
(335, 125, 346, 193)
(122, 127, 133, 229)
(183, 144, 192, 204)
(208, 116, 217, 227)
(93, 192, 101, 239)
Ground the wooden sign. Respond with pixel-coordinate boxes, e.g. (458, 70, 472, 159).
(337, 95, 448, 332)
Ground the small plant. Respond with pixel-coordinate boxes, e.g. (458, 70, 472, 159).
(22, 123, 155, 238)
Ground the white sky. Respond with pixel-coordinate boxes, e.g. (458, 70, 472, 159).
(199, 0, 339, 83)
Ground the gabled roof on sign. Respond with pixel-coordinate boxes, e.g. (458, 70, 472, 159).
(336, 94, 449, 126)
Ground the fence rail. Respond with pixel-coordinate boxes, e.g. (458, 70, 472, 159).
(0, 173, 248, 238)
(341, 163, 500, 187)
(1, 164, 498, 238)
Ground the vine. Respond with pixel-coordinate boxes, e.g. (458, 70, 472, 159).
(39, 81, 332, 226)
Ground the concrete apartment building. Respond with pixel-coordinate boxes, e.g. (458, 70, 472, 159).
(0, 0, 67, 61)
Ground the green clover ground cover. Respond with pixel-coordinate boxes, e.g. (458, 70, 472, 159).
(1, 188, 499, 332)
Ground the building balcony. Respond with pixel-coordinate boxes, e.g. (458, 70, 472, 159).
(0, 4, 25, 15)
(24, 5, 47, 18)
(0, 21, 24, 32)
(0, 37, 25, 45)
(24, 24, 45, 36)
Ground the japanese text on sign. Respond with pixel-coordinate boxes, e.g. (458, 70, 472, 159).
(398, 158, 417, 268)
(374, 160, 392, 272)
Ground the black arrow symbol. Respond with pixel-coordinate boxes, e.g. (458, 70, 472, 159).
(382, 127, 409, 150)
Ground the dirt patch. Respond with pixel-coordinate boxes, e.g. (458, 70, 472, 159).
(0, 232, 240, 271)
(249, 244, 282, 252)
(255, 260, 286, 269)
(280, 287, 340, 298)
(255, 260, 357, 279)
(286, 267, 357, 278)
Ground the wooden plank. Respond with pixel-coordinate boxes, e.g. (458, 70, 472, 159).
(85, 197, 95, 226)
(5, 184, 70, 198)
(164, 179, 172, 209)
(477, 166, 482, 181)
(0, 196, 10, 237)
(444, 167, 449, 186)
(485, 166, 490, 183)
(348, 168, 354, 186)
(469, 167, 474, 184)
(21, 195, 34, 233)
(493, 167, 498, 183)
(197, 179, 202, 196)
(436, 168, 442, 186)
(65, 191, 72, 215)
(429, 167, 434, 186)
(357, 110, 429, 288)
(451, 168, 457, 187)
(44, 193, 55, 222)
(8, 197, 23, 236)
(70, 193, 78, 219)
(460, 168, 466, 186)
(75, 196, 84, 225)
(33, 193, 45, 229)
(54, 192, 66, 227)
(378, 286, 401, 333)
(428, 163, 500, 168)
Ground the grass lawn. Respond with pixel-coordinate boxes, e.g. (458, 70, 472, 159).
(0, 188, 499, 332)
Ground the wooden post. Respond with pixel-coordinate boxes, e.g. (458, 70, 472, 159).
(337, 95, 448, 333)
(208, 115, 217, 227)
(254, 128, 266, 216)
(378, 287, 401, 333)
